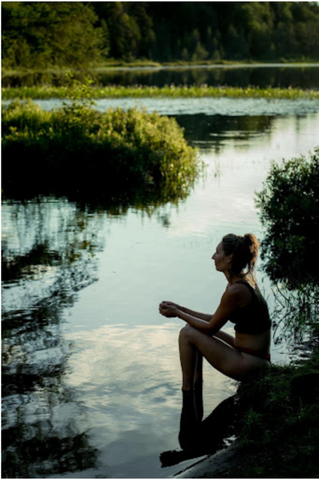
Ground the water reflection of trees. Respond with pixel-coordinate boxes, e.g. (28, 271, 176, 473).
(66, 178, 195, 217)
(1, 199, 104, 477)
(3, 66, 319, 90)
(91, 66, 319, 90)
(3, 166, 197, 221)
(174, 114, 273, 152)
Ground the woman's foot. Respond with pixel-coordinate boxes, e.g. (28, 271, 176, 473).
(178, 389, 199, 451)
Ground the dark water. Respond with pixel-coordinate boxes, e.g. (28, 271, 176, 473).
(2, 89, 319, 477)
(94, 64, 319, 89)
(2, 63, 319, 89)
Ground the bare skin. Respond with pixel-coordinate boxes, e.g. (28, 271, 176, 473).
(159, 241, 271, 390)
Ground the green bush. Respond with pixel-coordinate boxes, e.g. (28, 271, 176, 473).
(255, 148, 319, 287)
(2, 100, 200, 204)
(255, 148, 319, 341)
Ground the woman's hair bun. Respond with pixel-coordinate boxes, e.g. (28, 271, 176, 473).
(245, 234, 259, 270)
(243, 233, 259, 249)
(222, 233, 259, 275)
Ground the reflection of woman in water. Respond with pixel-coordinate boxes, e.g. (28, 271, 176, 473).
(159, 233, 271, 452)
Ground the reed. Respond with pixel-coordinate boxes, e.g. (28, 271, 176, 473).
(2, 84, 319, 100)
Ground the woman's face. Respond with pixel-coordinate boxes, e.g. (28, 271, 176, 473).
(212, 242, 232, 273)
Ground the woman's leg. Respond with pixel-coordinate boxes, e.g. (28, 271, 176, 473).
(194, 352, 204, 421)
(194, 350, 203, 384)
(179, 325, 269, 382)
(179, 326, 198, 391)
(178, 328, 201, 449)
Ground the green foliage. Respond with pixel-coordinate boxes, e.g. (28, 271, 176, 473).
(3, 85, 319, 101)
(256, 149, 319, 287)
(2, 2, 319, 70)
(255, 149, 319, 340)
(1, 2, 107, 70)
(239, 366, 295, 444)
(235, 361, 319, 477)
(1, 99, 200, 205)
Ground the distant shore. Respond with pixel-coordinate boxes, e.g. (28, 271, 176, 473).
(2, 59, 319, 78)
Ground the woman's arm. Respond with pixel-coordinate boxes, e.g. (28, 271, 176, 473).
(160, 301, 212, 322)
(160, 302, 235, 345)
(160, 285, 245, 336)
(179, 305, 213, 322)
(172, 309, 223, 335)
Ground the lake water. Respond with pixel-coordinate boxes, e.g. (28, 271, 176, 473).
(2, 69, 319, 478)
(3, 63, 319, 89)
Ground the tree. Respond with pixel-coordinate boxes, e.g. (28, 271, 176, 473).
(239, 2, 273, 59)
(224, 24, 249, 60)
(2, 2, 106, 69)
(92, 2, 156, 61)
(126, 3, 155, 59)
(3, 1, 319, 68)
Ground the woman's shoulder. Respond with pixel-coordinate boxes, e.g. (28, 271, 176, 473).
(228, 281, 253, 294)
(226, 280, 253, 305)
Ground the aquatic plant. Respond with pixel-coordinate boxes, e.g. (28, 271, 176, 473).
(1, 99, 200, 204)
(2, 84, 319, 100)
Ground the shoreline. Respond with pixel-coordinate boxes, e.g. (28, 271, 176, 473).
(175, 442, 241, 478)
(2, 60, 319, 78)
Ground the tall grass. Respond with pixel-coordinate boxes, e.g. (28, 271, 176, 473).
(2, 100, 200, 203)
(233, 353, 319, 477)
(2, 84, 319, 100)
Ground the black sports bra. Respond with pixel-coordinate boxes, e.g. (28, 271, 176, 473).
(229, 280, 271, 335)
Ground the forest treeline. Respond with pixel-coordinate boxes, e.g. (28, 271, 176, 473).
(2, 1, 319, 70)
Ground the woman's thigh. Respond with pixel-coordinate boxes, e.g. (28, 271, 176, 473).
(180, 326, 266, 380)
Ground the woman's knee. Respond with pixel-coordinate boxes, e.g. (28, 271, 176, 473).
(179, 325, 197, 343)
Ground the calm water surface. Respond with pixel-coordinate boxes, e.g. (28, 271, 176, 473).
(2, 94, 319, 478)
(3, 63, 319, 89)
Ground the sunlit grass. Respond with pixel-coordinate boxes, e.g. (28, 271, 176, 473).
(2, 100, 201, 203)
(2, 84, 319, 100)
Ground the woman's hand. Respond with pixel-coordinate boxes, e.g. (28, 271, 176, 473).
(160, 300, 180, 309)
(159, 301, 179, 318)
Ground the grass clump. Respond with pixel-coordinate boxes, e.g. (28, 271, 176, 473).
(2, 84, 319, 100)
(2, 99, 200, 204)
(232, 355, 319, 478)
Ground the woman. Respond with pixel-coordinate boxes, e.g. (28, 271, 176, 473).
(159, 233, 271, 449)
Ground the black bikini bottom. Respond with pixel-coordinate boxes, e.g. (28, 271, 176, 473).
(236, 346, 271, 362)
